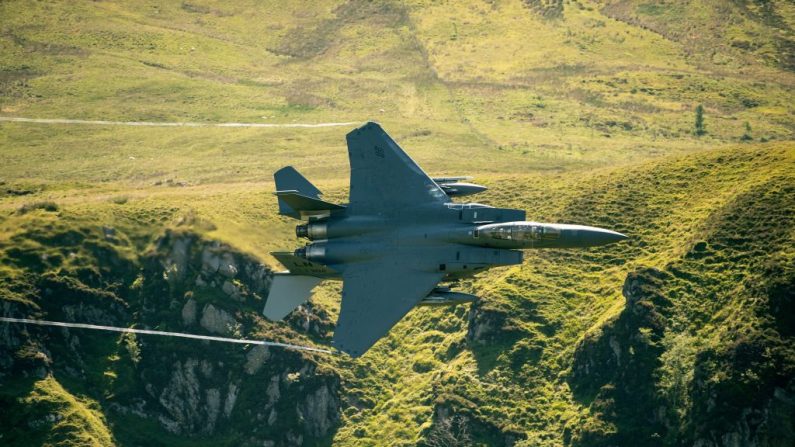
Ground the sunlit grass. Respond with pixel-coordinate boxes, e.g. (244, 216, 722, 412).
(1, 0, 793, 445)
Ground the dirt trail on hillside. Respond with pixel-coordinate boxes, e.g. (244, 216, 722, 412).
(0, 116, 359, 128)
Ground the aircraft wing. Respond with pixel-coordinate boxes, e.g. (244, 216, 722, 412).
(346, 122, 447, 214)
(332, 260, 444, 357)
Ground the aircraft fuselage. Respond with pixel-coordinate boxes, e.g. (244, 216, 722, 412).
(293, 202, 625, 281)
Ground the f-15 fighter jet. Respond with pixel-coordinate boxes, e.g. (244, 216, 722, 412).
(265, 122, 626, 357)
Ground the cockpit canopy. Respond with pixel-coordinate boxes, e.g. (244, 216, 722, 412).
(477, 222, 561, 241)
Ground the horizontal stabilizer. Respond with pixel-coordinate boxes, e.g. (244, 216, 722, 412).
(263, 274, 322, 321)
(274, 191, 345, 219)
(272, 252, 337, 277)
(275, 166, 341, 219)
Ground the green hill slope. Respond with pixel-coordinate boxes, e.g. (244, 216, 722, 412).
(1, 142, 791, 446)
(338, 142, 793, 447)
(1, 1, 794, 446)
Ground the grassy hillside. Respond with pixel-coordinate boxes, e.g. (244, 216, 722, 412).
(1, 1, 793, 446)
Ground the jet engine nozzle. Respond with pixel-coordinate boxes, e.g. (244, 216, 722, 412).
(295, 243, 326, 261)
(295, 224, 308, 238)
(296, 222, 328, 240)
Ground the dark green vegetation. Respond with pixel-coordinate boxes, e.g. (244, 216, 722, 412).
(1, 1, 793, 446)
(695, 104, 706, 136)
(0, 214, 342, 446)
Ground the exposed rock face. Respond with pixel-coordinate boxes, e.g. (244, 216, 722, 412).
(245, 345, 270, 375)
(1, 273, 131, 382)
(421, 401, 525, 447)
(181, 298, 197, 326)
(131, 230, 341, 443)
(569, 268, 671, 446)
(157, 358, 206, 434)
(199, 303, 239, 336)
(152, 230, 272, 302)
(218, 253, 238, 278)
(201, 246, 222, 274)
(160, 233, 193, 284)
(0, 300, 53, 379)
(466, 300, 518, 346)
(300, 383, 335, 437)
(0, 227, 341, 446)
(686, 328, 795, 447)
(571, 268, 670, 390)
(142, 349, 343, 440)
(221, 280, 244, 301)
(224, 382, 239, 418)
(569, 262, 795, 447)
(0, 301, 26, 373)
(285, 301, 335, 339)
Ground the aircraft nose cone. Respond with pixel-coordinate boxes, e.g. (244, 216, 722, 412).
(555, 224, 628, 247)
(585, 227, 627, 246)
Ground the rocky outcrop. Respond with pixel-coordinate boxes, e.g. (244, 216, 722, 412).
(134, 230, 341, 443)
(116, 230, 341, 443)
(285, 301, 335, 340)
(181, 298, 197, 326)
(199, 303, 240, 336)
(0, 300, 52, 379)
(685, 326, 795, 447)
(123, 343, 341, 443)
(466, 300, 520, 347)
(466, 304, 506, 346)
(1, 224, 341, 446)
(300, 382, 336, 437)
(421, 398, 526, 447)
(245, 345, 271, 375)
(569, 256, 795, 447)
(570, 268, 670, 391)
(150, 230, 272, 304)
(568, 268, 671, 446)
(156, 358, 207, 434)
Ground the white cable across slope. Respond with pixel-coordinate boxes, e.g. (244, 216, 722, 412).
(0, 317, 333, 355)
(0, 116, 358, 128)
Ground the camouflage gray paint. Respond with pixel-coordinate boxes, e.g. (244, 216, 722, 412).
(265, 122, 626, 357)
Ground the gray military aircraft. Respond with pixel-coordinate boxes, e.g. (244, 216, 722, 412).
(264, 122, 626, 357)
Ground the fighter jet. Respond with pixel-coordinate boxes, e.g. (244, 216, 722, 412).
(264, 122, 626, 357)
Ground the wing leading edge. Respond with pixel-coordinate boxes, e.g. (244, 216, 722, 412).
(346, 122, 447, 214)
(332, 261, 444, 357)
